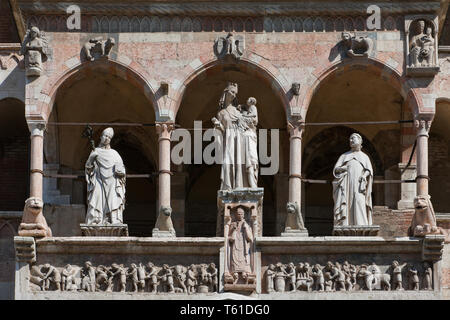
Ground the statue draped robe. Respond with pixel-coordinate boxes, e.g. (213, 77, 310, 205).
(216, 104, 246, 190)
(332, 150, 373, 226)
(85, 147, 126, 224)
(229, 220, 253, 273)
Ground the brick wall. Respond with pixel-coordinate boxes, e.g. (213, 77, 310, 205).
(0, 0, 19, 43)
(0, 136, 28, 210)
(373, 207, 415, 238)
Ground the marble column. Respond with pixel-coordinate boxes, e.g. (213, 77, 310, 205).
(415, 116, 431, 196)
(18, 120, 52, 238)
(287, 117, 303, 208)
(29, 121, 46, 199)
(153, 122, 176, 237)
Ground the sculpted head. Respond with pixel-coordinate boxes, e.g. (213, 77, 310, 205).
(286, 202, 298, 215)
(160, 206, 172, 217)
(247, 97, 257, 107)
(417, 20, 425, 33)
(30, 26, 40, 39)
(341, 32, 352, 42)
(349, 133, 362, 151)
(25, 197, 44, 214)
(425, 26, 433, 36)
(414, 195, 429, 210)
(235, 206, 246, 221)
(100, 127, 114, 146)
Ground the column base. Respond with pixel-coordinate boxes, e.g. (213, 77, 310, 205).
(152, 228, 176, 238)
(281, 228, 309, 237)
(80, 224, 129, 236)
(332, 225, 380, 236)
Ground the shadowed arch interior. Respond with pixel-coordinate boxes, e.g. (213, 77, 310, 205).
(303, 68, 404, 235)
(50, 69, 158, 236)
(176, 63, 288, 236)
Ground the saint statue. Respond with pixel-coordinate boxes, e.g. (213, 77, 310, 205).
(228, 207, 253, 283)
(20, 26, 50, 77)
(332, 133, 373, 226)
(85, 127, 126, 225)
(212, 83, 259, 190)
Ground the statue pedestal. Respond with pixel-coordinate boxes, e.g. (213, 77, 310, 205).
(281, 228, 308, 237)
(80, 224, 128, 236)
(332, 225, 380, 236)
(152, 228, 176, 238)
(218, 188, 263, 293)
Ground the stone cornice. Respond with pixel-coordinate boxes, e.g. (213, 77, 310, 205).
(18, 1, 441, 16)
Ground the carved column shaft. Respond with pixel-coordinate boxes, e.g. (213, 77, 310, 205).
(415, 117, 431, 196)
(156, 123, 174, 208)
(288, 119, 303, 207)
(29, 122, 46, 199)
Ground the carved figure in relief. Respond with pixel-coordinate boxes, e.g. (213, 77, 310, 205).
(110, 263, 127, 292)
(333, 133, 373, 227)
(334, 262, 346, 291)
(214, 33, 244, 59)
(311, 264, 324, 291)
(420, 26, 435, 67)
(266, 264, 276, 293)
(296, 262, 313, 291)
(81, 261, 96, 292)
(285, 262, 296, 292)
(408, 195, 443, 237)
(367, 263, 391, 291)
(357, 264, 375, 291)
(341, 32, 372, 57)
(274, 263, 288, 292)
(19, 26, 50, 76)
(208, 263, 218, 292)
(408, 265, 420, 291)
(342, 261, 354, 290)
(127, 263, 139, 292)
(228, 207, 253, 283)
(96, 265, 113, 292)
(19, 197, 52, 237)
(29, 265, 46, 290)
(409, 20, 436, 68)
(41, 263, 61, 291)
(61, 264, 77, 291)
(423, 262, 433, 290)
(160, 264, 175, 293)
(391, 261, 407, 291)
(146, 262, 159, 293)
(174, 265, 188, 293)
(85, 127, 126, 225)
(186, 264, 198, 294)
(81, 37, 115, 61)
(137, 263, 147, 292)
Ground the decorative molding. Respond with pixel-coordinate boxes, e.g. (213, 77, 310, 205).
(80, 224, 129, 236)
(422, 234, 445, 261)
(14, 236, 36, 264)
(24, 14, 405, 33)
(19, 2, 441, 16)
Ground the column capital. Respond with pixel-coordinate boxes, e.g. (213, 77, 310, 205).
(27, 120, 46, 137)
(414, 115, 431, 137)
(155, 122, 175, 140)
(287, 116, 304, 139)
